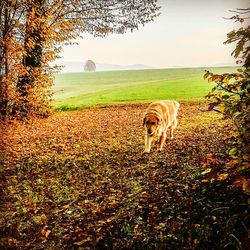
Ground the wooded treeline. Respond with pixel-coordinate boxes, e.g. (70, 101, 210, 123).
(0, 0, 160, 120)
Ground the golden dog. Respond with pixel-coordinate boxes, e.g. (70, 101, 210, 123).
(143, 100, 180, 153)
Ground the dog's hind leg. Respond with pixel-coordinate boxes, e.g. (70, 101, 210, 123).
(169, 119, 178, 139)
(169, 126, 174, 139)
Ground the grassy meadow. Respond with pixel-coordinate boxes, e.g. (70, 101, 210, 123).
(53, 66, 236, 110)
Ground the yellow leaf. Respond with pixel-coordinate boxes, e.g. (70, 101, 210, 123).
(106, 219, 112, 223)
(208, 77, 213, 83)
(217, 173, 228, 181)
(40, 213, 47, 223)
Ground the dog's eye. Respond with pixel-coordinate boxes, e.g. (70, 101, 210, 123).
(151, 122, 155, 125)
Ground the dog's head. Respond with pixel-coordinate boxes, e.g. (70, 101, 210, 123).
(143, 114, 161, 136)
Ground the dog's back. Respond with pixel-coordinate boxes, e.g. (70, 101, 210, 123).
(163, 100, 180, 124)
(146, 100, 180, 125)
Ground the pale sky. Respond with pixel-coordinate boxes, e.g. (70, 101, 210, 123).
(58, 0, 249, 68)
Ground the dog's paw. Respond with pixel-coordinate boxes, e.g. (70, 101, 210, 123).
(142, 150, 150, 154)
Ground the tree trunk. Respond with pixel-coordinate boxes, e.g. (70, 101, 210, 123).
(0, 5, 10, 119)
(15, 0, 45, 117)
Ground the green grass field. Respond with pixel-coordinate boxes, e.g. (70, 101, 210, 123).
(53, 66, 236, 110)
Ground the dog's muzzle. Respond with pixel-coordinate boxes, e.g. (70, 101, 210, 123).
(147, 129, 154, 136)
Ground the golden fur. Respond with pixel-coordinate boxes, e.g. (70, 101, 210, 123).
(143, 100, 180, 153)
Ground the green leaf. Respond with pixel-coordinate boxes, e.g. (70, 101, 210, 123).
(229, 147, 238, 156)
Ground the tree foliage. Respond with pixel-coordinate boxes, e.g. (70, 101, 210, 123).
(0, 0, 160, 120)
(204, 8, 250, 192)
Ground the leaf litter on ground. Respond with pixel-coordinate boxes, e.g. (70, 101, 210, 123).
(0, 102, 249, 249)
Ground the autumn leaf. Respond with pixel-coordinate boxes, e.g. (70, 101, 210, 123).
(41, 226, 51, 238)
(232, 176, 250, 194)
(1, 103, 248, 249)
(217, 173, 228, 181)
(201, 168, 212, 175)
(201, 179, 209, 183)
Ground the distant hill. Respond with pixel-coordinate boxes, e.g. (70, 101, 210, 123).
(55, 61, 154, 73)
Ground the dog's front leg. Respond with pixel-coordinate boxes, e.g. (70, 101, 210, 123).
(158, 132, 167, 151)
(144, 134, 153, 153)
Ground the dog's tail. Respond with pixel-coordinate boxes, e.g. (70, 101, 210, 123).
(173, 100, 180, 111)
